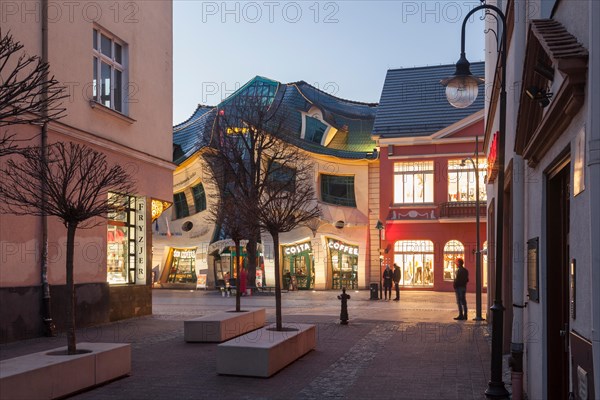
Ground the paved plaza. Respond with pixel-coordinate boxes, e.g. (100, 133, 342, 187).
(0, 289, 510, 399)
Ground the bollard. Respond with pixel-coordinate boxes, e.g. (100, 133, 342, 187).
(337, 287, 351, 325)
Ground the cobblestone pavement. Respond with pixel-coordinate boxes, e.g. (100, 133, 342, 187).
(1, 289, 512, 399)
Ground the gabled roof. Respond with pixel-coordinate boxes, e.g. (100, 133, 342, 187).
(372, 62, 485, 138)
(173, 76, 378, 164)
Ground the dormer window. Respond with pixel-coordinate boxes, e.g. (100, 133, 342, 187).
(301, 107, 337, 146)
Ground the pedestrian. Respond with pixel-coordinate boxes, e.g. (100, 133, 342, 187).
(382, 265, 393, 300)
(453, 258, 469, 320)
(392, 263, 401, 301)
(240, 267, 248, 296)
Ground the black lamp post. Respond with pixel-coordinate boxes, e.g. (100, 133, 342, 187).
(461, 137, 484, 322)
(442, 4, 509, 399)
(375, 220, 384, 300)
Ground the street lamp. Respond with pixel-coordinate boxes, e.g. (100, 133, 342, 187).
(442, 4, 509, 399)
(461, 136, 484, 322)
(375, 220, 384, 300)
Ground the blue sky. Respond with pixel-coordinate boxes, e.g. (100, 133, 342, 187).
(173, 1, 485, 124)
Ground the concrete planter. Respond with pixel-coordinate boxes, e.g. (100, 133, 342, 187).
(0, 342, 131, 400)
(217, 323, 316, 377)
(184, 308, 266, 343)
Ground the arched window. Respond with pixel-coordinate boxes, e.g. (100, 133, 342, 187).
(443, 240, 465, 281)
(393, 240, 434, 287)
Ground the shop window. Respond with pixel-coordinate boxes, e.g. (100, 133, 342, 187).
(173, 191, 189, 219)
(166, 248, 197, 284)
(107, 193, 136, 284)
(327, 239, 359, 290)
(321, 174, 357, 207)
(282, 241, 314, 290)
(92, 28, 127, 113)
(393, 161, 434, 204)
(443, 240, 465, 281)
(482, 240, 488, 288)
(393, 240, 434, 287)
(304, 116, 328, 144)
(192, 183, 206, 213)
(447, 159, 487, 202)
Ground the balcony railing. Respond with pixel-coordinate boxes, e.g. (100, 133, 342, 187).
(438, 201, 487, 219)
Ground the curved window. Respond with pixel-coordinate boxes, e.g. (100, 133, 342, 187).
(443, 240, 465, 281)
(393, 240, 434, 287)
(321, 174, 356, 207)
(173, 192, 189, 219)
(192, 183, 207, 213)
(304, 116, 327, 144)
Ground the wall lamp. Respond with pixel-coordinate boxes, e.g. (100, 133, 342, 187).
(525, 87, 553, 108)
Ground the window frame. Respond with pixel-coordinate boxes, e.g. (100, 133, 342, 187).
(447, 159, 487, 202)
(443, 240, 465, 281)
(393, 161, 434, 205)
(320, 174, 357, 207)
(93, 28, 127, 114)
(191, 183, 207, 213)
(393, 240, 434, 287)
(173, 192, 189, 220)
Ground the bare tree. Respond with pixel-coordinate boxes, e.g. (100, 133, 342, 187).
(0, 29, 66, 156)
(210, 94, 320, 331)
(0, 142, 135, 354)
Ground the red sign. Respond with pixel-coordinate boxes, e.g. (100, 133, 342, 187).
(487, 132, 498, 182)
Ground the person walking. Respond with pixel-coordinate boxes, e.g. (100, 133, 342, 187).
(453, 258, 469, 320)
(382, 265, 393, 300)
(392, 263, 401, 301)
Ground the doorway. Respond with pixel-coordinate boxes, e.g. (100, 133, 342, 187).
(546, 158, 570, 399)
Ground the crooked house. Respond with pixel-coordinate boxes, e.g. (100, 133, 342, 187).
(152, 76, 381, 290)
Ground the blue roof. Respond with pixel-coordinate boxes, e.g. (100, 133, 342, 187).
(372, 62, 485, 138)
(173, 76, 378, 164)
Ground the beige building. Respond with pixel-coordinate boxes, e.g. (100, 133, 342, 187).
(0, 1, 173, 342)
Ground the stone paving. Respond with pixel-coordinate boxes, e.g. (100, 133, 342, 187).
(0, 289, 512, 399)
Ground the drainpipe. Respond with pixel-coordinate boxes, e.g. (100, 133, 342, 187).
(41, 0, 55, 337)
(588, 1, 600, 397)
(510, 156, 525, 400)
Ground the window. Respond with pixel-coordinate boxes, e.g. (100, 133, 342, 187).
(107, 193, 136, 284)
(93, 28, 126, 113)
(173, 192, 189, 219)
(304, 116, 327, 144)
(448, 159, 487, 202)
(394, 161, 434, 204)
(393, 240, 434, 287)
(192, 183, 206, 213)
(268, 161, 296, 192)
(321, 174, 356, 207)
(443, 240, 465, 281)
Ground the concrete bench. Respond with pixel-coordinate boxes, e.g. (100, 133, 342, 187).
(216, 323, 316, 377)
(0, 342, 131, 400)
(184, 308, 266, 343)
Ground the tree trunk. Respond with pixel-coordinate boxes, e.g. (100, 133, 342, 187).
(234, 239, 241, 312)
(65, 222, 78, 354)
(246, 235, 258, 288)
(272, 232, 282, 331)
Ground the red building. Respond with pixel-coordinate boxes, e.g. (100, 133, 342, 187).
(373, 63, 487, 292)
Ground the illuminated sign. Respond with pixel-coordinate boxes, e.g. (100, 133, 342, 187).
(328, 240, 359, 256)
(487, 132, 498, 182)
(136, 197, 146, 284)
(284, 242, 311, 255)
(173, 249, 197, 259)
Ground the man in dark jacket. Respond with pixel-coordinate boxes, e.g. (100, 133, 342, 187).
(453, 258, 469, 320)
(382, 265, 393, 300)
(393, 264, 401, 301)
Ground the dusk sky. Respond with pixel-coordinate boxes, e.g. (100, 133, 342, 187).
(173, 1, 486, 124)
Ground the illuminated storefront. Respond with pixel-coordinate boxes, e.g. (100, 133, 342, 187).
(213, 246, 265, 288)
(282, 240, 314, 290)
(327, 238, 359, 290)
(107, 193, 147, 285)
(166, 248, 197, 284)
(393, 240, 434, 287)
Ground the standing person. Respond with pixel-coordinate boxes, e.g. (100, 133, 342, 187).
(453, 258, 469, 320)
(393, 263, 401, 301)
(240, 267, 248, 296)
(382, 265, 393, 300)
